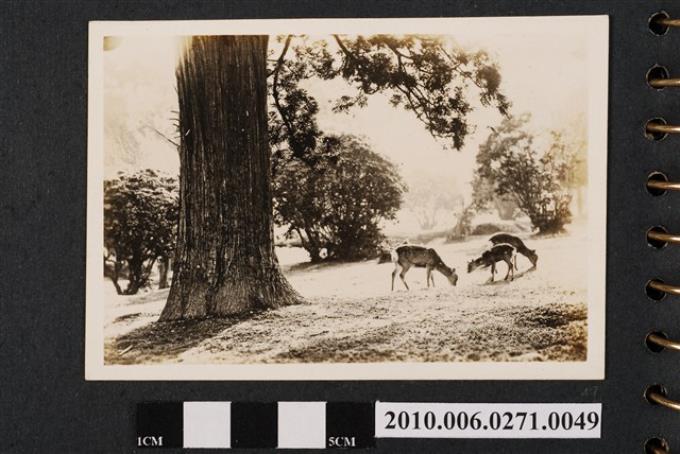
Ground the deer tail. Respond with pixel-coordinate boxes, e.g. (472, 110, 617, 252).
(390, 249, 399, 263)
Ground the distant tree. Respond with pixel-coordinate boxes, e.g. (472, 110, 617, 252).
(403, 175, 463, 230)
(104, 170, 178, 295)
(474, 114, 575, 234)
(471, 175, 518, 220)
(274, 134, 405, 261)
(447, 202, 475, 242)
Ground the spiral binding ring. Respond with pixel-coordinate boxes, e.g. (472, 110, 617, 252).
(646, 437, 671, 454)
(646, 12, 680, 453)
(647, 332, 680, 352)
(649, 445, 668, 454)
(647, 228, 680, 246)
(647, 385, 680, 412)
(647, 279, 680, 297)
(647, 178, 680, 192)
(649, 77, 680, 89)
(650, 11, 680, 36)
(646, 121, 680, 136)
(654, 17, 680, 28)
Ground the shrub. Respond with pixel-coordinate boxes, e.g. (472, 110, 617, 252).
(473, 114, 576, 234)
(273, 134, 405, 261)
(104, 169, 178, 294)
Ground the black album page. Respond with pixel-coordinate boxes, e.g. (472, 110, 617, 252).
(1, 1, 678, 453)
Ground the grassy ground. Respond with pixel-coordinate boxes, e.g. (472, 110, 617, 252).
(104, 224, 589, 365)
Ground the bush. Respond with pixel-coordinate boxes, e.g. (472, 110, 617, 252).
(473, 114, 576, 234)
(446, 204, 475, 242)
(104, 169, 178, 294)
(273, 134, 405, 262)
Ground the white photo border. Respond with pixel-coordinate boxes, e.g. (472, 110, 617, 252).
(86, 16, 609, 380)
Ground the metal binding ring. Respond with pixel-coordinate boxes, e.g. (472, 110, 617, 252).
(649, 77, 680, 89)
(646, 65, 680, 90)
(647, 279, 680, 297)
(647, 228, 680, 245)
(647, 178, 680, 192)
(650, 11, 680, 35)
(647, 385, 680, 412)
(655, 17, 680, 28)
(647, 121, 680, 135)
(647, 332, 680, 351)
(646, 437, 671, 454)
(646, 10, 678, 454)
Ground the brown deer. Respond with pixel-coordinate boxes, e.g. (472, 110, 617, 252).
(467, 243, 516, 282)
(489, 233, 538, 269)
(391, 245, 458, 291)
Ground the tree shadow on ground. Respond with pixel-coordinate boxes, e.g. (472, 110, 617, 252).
(284, 260, 361, 274)
(105, 314, 254, 365)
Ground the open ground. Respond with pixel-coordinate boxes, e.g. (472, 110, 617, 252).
(103, 223, 588, 366)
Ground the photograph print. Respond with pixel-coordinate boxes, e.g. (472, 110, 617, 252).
(86, 17, 608, 380)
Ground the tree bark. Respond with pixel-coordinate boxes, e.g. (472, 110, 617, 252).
(125, 256, 145, 295)
(104, 256, 123, 295)
(160, 36, 302, 321)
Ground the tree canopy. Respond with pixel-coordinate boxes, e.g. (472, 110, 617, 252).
(104, 169, 178, 294)
(268, 34, 510, 160)
(273, 134, 405, 261)
(473, 114, 577, 234)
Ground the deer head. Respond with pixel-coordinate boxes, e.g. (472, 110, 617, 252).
(447, 268, 459, 286)
(438, 264, 458, 286)
(527, 249, 538, 267)
(467, 259, 482, 273)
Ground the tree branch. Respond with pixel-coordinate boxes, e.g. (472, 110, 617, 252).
(271, 35, 302, 157)
(145, 124, 180, 148)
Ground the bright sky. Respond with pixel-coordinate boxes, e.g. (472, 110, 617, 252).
(103, 24, 591, 204)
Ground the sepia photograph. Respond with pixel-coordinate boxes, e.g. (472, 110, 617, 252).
(86, 17, 607, 380)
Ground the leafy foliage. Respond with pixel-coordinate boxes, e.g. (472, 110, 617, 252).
(474, 115, 576, 234)
(269, 34, 510, 152)
(104, 169, 179, 294)
(273, 135, 405, 261)
(268, 36, 324, 168)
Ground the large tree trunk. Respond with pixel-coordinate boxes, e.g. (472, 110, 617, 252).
(160, 36, 302, 321)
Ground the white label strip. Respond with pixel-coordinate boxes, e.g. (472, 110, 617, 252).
(375, 402, 601, 439)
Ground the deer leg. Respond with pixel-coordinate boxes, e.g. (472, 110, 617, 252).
(507, 258, 515, 281)
(430, 271, 435, 287)
(426, 265, 433, 288)
(391, 263, 399, 291)
(488, 262, 495, 283)
(399, 264, 411, 291)
(514, 254, 518, 271)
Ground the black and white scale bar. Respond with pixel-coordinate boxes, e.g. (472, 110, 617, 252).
(136, 402, 374, 449)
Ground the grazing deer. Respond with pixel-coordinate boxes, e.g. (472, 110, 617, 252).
(489, 233, 538, 269)
(391, 245, 458, 291)
(467, 243, 516, 282)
